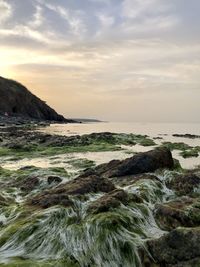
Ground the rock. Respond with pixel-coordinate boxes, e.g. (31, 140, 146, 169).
(47, 176, 62, 185)
(0, 76, 74, 122)
(166, 173, 200, 196)
(146, 227, 200, 266)
(29, 193, 73, 209)
(111, 173, 160, 187)
(88, 189, 129, 214)
(173, 134, 200, 139)
(20, 176, 40, 192)
(28, 175, 115, 208)
(94, 147, 174, 178)
(154, 197, 200, 231)
(168, 258, 200, 267)
(0, 195, 9, 206)
(61, 175, 115, 195)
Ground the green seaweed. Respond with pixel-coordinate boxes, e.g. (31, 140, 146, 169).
(162, 141, 192, 151)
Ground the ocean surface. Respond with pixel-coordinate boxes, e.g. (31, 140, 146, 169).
(40, 121, 200, 137)
(37, 122, 200, 170)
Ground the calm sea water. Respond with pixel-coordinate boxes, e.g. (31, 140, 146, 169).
(40, 122, 200, 137)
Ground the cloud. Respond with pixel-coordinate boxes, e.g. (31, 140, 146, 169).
(121, 0, 172, 19)
(0, 0, 12, 24)
(0, 0, 200, 122)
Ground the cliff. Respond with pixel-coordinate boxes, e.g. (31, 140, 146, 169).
(0, 76, 73, 122)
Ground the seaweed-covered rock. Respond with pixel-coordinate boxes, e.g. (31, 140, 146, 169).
(47, 176, 62, 185)
(29, 193, 73, 209)
(28, 175, 115, 208)
(88, 189, 129, 214)
(111, 173, 160, 187)
(146, 227, 200, 266)
(0, 195, 10, 206)
(154, 197, 200, 231)
(19, 176, 40, 192)
(166, 173, 200, 196)
(95, 147, 174, 178)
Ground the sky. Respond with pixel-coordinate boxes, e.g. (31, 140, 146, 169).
(0, 0, 200, 122)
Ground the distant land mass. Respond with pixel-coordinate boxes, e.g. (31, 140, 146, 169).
(0, 76, 75, 122)
(72, 118, 103, 123)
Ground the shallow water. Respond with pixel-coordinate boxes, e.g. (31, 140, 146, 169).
(38, 122, 200, 169)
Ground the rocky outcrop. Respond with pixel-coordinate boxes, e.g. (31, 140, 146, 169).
(154, 197, 200, 231)
(88, 189, 129, 214)
(146, 227, 200, 266)
(166, 173, 200, 196)
(93, 147, 174, 178)
(88, 189, 143, 214)
(0, 76, 73, 122)
(19, 176, 40, 193)
(28, 175, 115, 208)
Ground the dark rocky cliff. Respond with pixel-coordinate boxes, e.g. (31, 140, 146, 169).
(0, 76, 73, 122)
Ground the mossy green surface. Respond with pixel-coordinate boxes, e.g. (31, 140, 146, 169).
(162, 141, 192, 151)
(67, 158, 95, 169)
(180, 148, 199, 158)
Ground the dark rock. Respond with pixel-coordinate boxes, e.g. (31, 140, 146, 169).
(88, 189, 129, 214)
(0, 195, 9, 206)
(167, 258, 200, 267)
(94, 147, 174, 178)
(29, 193, 73, 209)
(166, 173, 200, 196)
(47, 176, 62, 185)
(28, 175, 115, 208)
(154, 197, 200, 231)
(111, 173, 160, 187)
(0, 76, 74, 122)
(173, 134, 200, 139)
(20, 176, 40, 192)
(146, 227, 200, 266)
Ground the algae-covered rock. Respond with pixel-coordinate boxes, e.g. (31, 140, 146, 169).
(19, 176, 40, 192)
(88, 189, 143, 214)
(47, 175, 62, 185)
(29, 192, 73, 209)
(146, 227, 200, 266)
(154, 197, 200, 231)
(28, 175, 115, 208)
(111, 173, 160, 187)
(166, 173, 200, 196)
(88, 189, 128, 214)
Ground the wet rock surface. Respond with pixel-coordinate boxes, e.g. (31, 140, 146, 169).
(154, 197, 200, 230)
(166, 173, 200, 196)
(28, 174, 115, 208)
(88, 189, 129, 214)
(94, 147, 174, 177)
(146, 227, 200, 266)
(47, 175, 62, 185)
(19, 176, 40, 192)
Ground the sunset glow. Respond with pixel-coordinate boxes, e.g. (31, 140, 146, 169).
(1, 0, 200, 122)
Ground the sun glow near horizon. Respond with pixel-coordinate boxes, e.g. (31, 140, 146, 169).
(0, 0, 200, 122)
